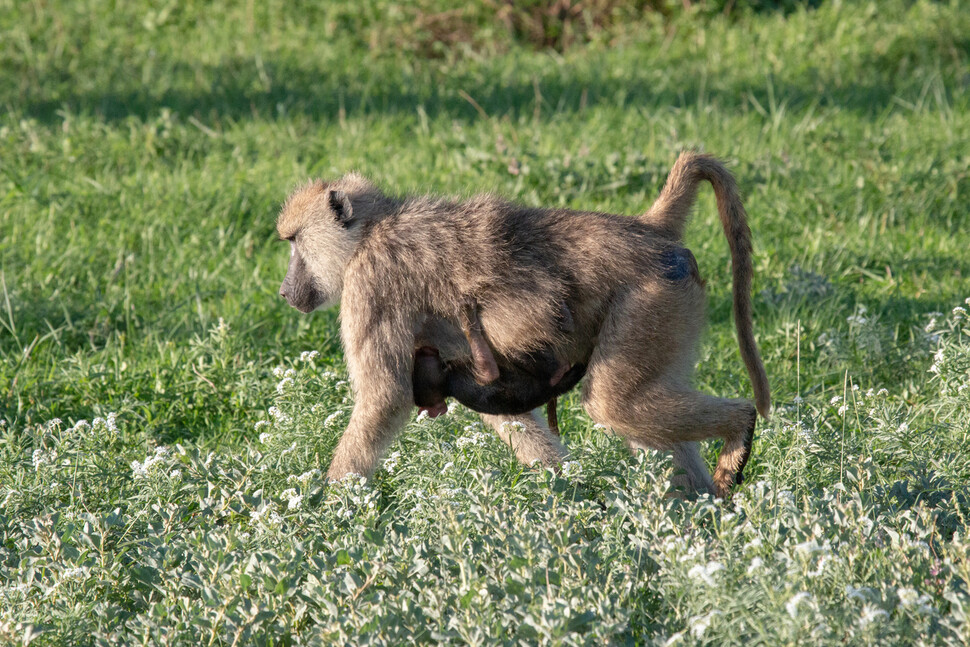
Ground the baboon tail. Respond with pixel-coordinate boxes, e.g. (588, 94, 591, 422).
(643, 152, 771, 418)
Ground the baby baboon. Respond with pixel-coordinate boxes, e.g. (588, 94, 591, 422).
(277, 152, 769, 498)
(412, 344, 586, 421)
(413, 296, 583, 434)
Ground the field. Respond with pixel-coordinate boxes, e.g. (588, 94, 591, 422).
(2, 0, 969, 644)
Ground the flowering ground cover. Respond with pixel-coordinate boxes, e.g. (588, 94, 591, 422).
(1, 1, 969, 644)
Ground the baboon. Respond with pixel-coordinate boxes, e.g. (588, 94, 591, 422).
(413, 297, 584, 434)
(277, 151, 770, 498)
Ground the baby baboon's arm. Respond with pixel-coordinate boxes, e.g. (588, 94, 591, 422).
(458, 297, 500, 385)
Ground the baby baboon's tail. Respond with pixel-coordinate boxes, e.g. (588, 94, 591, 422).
(642, 152, 771, 418)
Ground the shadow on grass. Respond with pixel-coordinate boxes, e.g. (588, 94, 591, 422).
(12, 31, 967, 127)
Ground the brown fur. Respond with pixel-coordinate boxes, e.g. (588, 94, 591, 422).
(277, 152, 770, 498)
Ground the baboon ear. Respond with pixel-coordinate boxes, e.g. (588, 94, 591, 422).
(328, 190, 354, 226)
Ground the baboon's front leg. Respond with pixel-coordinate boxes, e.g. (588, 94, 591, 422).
(326, 401, 412, 480)
(329, 297, 416, 481)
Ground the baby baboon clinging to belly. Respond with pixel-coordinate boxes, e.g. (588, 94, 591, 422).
(276, 151, 770, 498)
(413, 297, 585, 434)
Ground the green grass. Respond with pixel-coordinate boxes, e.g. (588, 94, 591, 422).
(2, 0, 969, 644)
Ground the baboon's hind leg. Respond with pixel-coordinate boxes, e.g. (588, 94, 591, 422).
(481, 409, 568, 468)
(626, 438, 715, 496)
(587, 378, 756, 499)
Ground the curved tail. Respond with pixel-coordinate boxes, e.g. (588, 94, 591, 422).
(643, 152, 771, 418)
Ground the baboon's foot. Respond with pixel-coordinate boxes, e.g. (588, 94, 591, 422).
(712, 403, 758, 499)
(735, 408, 757, 485)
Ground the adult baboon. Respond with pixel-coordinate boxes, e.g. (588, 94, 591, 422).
(277, 152, 769, 497)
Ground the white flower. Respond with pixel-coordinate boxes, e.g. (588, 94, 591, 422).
(457, 430, 490, 449)
(169, 469, 181, 480)
(415, 410, 431, 424)
(276, 376, 294, 394)
(561, 460, 583, 480)
(254, 420, 270, 430)
(273, 366, 286, 378)
(792, 395, 803, 404)
(776, 490, 796, 507)
(746, 557, 763, 575)
(61, 567, 84, 581)
(786, 591, 813, 618)
(47, 418, 63, 429)
(286, 469, 321, 485)
(830, 396, 842, 405)
(896, 587, 932, 613)
(688, 562, 724, 586)
(688, 610, 721, 639)
(32, 448, 52, 470)
(441, 461, 454, 474)
(382, 452, 401, 474)
(323, 411, 343, 427)
(838, 405, 848, 415)
(858, 605, 889, 627)
(251, 502, 281, 526)
(268, 406, 292, 425)
(258, 432, 272, 444)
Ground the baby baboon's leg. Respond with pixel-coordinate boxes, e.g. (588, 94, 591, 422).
(481, 409, 568, 468)
(458, 298, 500, 385)
(546, 397, 560, 436)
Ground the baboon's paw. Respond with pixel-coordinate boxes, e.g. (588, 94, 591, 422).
(735, 408, 758, 485)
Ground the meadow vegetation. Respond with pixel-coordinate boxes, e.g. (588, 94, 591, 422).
(1, 0, 969, 643)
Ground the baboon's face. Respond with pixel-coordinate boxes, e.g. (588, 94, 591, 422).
(279, 241, 327, 313)
(277, 181, 361, 313)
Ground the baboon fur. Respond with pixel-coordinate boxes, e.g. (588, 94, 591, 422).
(277, 152, 770, 498)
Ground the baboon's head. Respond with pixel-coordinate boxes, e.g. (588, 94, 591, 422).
(276, 174, 374, 313)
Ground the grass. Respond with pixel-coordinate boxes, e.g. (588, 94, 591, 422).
(1, 0, 969, 643)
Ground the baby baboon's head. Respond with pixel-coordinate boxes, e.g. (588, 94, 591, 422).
(276, 174, 374, 312)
